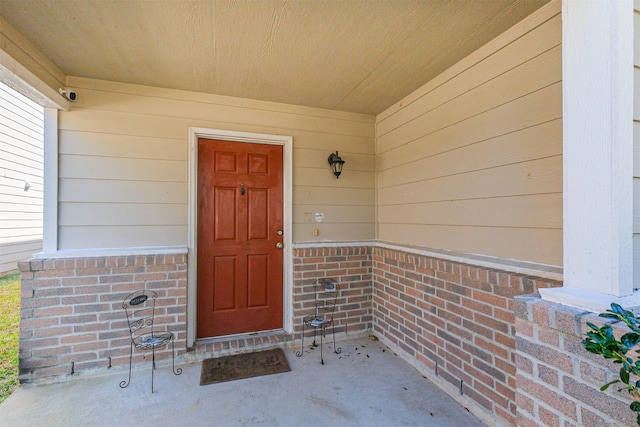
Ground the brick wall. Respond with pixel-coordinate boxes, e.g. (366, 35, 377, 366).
(18, 244, 593, 427)
(372, 246, 562, 426)
(18, 253, 187, 382)
(18, 246, 372, 382)
(292, 246, 373, 338)
(515, 295, 638, 427)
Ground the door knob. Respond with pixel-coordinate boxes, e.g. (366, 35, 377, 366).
(276, 242, 284, 249)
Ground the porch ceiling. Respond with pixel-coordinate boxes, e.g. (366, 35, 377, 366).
(0, 0, 549, 115)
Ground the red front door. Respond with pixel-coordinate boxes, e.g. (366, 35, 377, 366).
(197, 139, 284, 338)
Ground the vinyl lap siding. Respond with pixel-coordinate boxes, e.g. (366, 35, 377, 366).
(375, 2, 562, 266)
(0, 82, 44, 272)
(58, 78, 375, 249)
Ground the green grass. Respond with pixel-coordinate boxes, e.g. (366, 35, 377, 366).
(0, 273, 20, 404)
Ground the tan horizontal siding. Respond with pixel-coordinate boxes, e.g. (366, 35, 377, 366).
(377, 118, 561, 176)
(377, 15, 559, 137)
(293, 149, 373, 172)
(378, 193, 562, 229)
(377, 81, 561, 157)
(288, 131, 373, 154)
(58, 225, 187, 249)
(57, 78, 375, 249)
(377, 120, 562, 190)
(64, 80, 374, 138)
(59, 154, 187, 182)
(58, 203, 186, 226)
(375, 1, 562, 266)
(292, 204, 376, 224)
(59, 131, 187, 161)
(293, 223, 375, 243)
(294, 186, 375, 206)
(377, 44, 561, 152)
(379, 224, 561, 266)
(378, 157, 561, 205)
(59, 179, 187, 204)
(293, 167, 372, 189)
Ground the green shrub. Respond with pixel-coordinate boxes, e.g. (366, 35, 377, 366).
(583, 303, 640, 425)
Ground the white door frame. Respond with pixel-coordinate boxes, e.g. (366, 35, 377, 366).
(187, 127, 293, 347)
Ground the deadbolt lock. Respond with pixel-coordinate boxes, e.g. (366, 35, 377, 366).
(276, 230, 283, 236)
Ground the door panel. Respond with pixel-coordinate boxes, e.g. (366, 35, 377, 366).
(213, 256, 236, 311)
(197, 138, 284, 338)
(249, 153, 268, 174)
(215, 151, 237, 173)
(247, 254, 268, 307)
(214, 188, 236, 240)
(248, 189, 268, 239)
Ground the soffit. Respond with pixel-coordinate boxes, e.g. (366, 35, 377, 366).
(0, 0, 550, 115)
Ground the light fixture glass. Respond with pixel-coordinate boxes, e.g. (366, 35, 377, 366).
(328, 151, 345, 179)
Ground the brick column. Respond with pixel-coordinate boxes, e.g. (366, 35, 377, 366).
(515, 295, 637, 426)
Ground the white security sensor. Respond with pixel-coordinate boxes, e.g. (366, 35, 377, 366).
(58, 88, 77, 102)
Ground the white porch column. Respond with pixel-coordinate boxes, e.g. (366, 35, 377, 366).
(540, 0, 637, 312)
(42, 107, 58, 252)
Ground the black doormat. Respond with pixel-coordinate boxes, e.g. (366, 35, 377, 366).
(200, 348, 291, 386)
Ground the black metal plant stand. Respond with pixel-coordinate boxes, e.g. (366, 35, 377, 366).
(296, 278, 342, 364)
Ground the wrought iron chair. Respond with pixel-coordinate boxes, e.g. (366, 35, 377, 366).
(296, 278, 342, 364)
(119, 290, 182, 393)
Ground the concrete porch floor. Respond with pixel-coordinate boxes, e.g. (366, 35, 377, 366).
(0, 336, 485, 426)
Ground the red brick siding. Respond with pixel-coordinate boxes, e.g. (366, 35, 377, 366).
(514, 296, 638, 427)
(292, 246, 373, 337)
(372, 247, 561, 426)
(18, 253, 187, 382)
(18, 244, 585, 427)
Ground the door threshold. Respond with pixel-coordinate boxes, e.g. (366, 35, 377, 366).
(191, 329, 294, 359)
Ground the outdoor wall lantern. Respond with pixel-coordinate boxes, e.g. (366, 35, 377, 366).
(328, 151, 345, 179)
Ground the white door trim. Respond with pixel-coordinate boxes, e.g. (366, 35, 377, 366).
(187, 127, 293, 347)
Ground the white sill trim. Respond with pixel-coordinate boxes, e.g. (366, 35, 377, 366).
(539, 287, 640, 314)
(33, 245, 188, 259)
(32, 241, 561, 282)
(293, 240, 562, 282)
